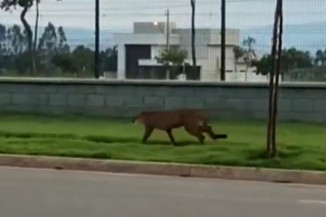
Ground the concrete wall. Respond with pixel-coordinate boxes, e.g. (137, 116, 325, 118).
(0, 78, 325, 122)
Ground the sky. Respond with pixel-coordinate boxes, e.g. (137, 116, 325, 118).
(0, 0, 326, 31)
(1, 0, 326, 53)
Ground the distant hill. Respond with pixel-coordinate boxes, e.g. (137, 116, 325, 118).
(64, 22, 326, 55)
(3, 22, 326, 55)
(241, 21, 326, 55)
(58, 22, 326, 54)
(40, 27, 114, 50)
(65, 28, 113, 50)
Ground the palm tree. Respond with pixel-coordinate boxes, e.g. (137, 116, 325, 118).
(242, 36, 257, 81)
(233, 46, 245, 73)
(243, 36, 256, 51)
(315, 49, 324, 66)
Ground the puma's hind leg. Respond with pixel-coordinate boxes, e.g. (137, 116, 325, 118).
(184, 124, 205, 144)
(142, 126, 154, 144)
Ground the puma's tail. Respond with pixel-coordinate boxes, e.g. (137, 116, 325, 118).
(202, 126, 228, 140)
(213, 134, 228, 139)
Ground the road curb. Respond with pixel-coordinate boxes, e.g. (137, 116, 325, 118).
(0, 154, 326, 185)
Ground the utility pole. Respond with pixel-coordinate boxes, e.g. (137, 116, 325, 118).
(164, 8, 171, 80)
(220, 0, 226, 81)
(190, 0, 197, 73)
(166, 9, 170, 51)
(95, 0, 100, 78)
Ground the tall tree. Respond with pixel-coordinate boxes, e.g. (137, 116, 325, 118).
(5, 28, 12, 54)
(101, 46, 118, 72)
(72, 45, 95, 73)
(38, 22, 57, 54)
(315, 49, 323, 66)
(255, 48, 312, 75)
(11, 25, 25, 54)
(156, 48, 187, 66)
(0, 24, 6, 54)
(0, 24, 5, 41)
(190, 0, 196, 71)
(242, 36, 257, 80)
(57, 26, 69, 53)
(0, 0, 33, 53)
(1, 0, 35, 73)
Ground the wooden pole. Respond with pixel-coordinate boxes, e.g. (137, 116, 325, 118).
(220, 0, 226, 81)
(95, 0, 100, 78)
(271, 0, 283, 157)
(267, 0, 281, 157)
(191, 0, 197, 70)
(166, 9, 170, 51)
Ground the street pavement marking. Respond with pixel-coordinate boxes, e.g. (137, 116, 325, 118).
(298, 200, 326, 205)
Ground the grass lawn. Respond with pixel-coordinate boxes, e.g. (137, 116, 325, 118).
(0, 114, 325, 171)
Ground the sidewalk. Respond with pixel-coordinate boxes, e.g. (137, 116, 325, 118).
(0, 154, 326, 185)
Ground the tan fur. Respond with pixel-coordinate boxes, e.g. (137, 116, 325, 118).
(134, 109, 227, 145)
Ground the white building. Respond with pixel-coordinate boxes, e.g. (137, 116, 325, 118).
(113, 22, 269, 82)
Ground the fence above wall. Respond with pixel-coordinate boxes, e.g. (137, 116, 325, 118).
(1, 77, 326, 88)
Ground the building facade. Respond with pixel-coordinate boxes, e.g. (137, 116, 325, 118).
(113, 22, 278, 82)
(113, 22, 242, 81)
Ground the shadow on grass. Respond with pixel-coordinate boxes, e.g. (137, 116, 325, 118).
(0, 131, 198, 146)
(0, 131, 135, 144)
(144, 140, 198, 146)
(84, 136, 196, 146)
(0, 130, 244, 148)
(0, 131, 76, 139)
(84, 135, 138, 144)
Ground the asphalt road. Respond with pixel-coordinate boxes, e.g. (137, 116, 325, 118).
(1, 167, 326, 217)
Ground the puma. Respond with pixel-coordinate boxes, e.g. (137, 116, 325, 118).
(133, 109, 227, 145)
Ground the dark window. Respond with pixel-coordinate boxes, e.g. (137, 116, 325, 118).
(125, 45, 151, 79)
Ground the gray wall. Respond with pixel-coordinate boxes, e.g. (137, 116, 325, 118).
(0, 78, 325, 122)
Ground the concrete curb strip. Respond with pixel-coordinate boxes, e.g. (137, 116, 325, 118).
(0, 154, 326, 185)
